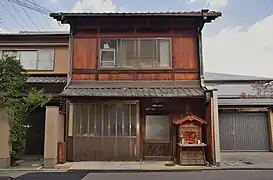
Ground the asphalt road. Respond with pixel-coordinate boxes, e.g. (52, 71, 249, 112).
(2, 170, 273, 180)
(83, 171, 273, 180)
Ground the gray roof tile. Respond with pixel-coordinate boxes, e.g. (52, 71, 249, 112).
(0, 31, 69, 36)
(204, 72, 272, 81)
(51, 11, 221, 18)
(60, 81, 204, 97)
(26, 76, 67, 84)
(215, 84, 254, 98)
(60, 87, 204, 97)
(218, 99, 273, 106)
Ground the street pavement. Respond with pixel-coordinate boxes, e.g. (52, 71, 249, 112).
(2, 170, 273, 180)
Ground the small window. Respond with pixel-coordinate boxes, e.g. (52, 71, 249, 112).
(37, 49, 54, 70)
(145, 115, 170, 139)
(139, 39, 156, 68)
(158, 39, 171, 67)
(19, 51, 38, 70)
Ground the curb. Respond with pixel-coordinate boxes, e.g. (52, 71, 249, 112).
(0, 169, 67, 172)
(67, 169, 205, 173)
(1, 167, 273, 173)
(67, 167, 273, 173)
(211, 167, 273, 171)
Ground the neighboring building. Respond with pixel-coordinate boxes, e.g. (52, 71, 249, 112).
(205, 72, 273, 152)
(0, 32, 69, 168)
(51, 10, 221, 166)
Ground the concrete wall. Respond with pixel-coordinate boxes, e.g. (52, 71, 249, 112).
(44, 106, 64, 168)
(0, 107, 10, 168)
(212, 90, 221, 166)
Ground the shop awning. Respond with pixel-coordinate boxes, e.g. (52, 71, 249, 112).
(60, 81, 205, 97)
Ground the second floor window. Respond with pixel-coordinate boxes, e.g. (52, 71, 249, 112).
(100, 38, 171, 68)
(0, 49, 54, 70)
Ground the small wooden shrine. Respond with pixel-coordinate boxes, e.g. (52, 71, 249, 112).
(173, 114, 207, 166)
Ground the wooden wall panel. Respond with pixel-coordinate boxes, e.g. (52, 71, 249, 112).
(174, 73, 199, 80)
(172, 36, 198, 69)
(137, 74, 172, 80)
(72, 74, 96, 80)
(98, 74, 134, 81)
(73, 73, 198, 80)
(73, 38, 97, 69)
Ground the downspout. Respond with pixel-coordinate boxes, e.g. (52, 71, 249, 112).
(63, 18, 73, 147)
(64, 22, 74, 90)
(198, 9, 208, 90)
(198, 24, 206, 89)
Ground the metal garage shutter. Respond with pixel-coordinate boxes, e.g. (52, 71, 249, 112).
(219, 112, 270, 151)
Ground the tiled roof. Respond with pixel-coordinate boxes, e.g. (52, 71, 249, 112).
(51, 11, 221, 17)
(26, 76, 67, 84)
(61, 87, 204, 97)
(60, 81, 204, 97)
(0, 31, 69, 36)
(19, 31, 69, 35)
(51, 10, 221, 23)
(204, 72, 272, 81)
(218, 99, 273, 106)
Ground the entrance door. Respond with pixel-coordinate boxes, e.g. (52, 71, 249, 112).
(144, 115, 171, 160)
(219, 112, 270, 151)
(24, 107, 45, 155)
(73, 102, 139, 161)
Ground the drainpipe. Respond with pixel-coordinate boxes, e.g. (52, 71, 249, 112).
(199, 10, 221, 166)
(64, 23, 74, 90)
(198, 9, 210, 89)
(198, 22, 206, 89)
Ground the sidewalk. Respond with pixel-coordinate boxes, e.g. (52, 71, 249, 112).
(2, 153, 273, 174)
(219, 152, 273, 170)
(67, 161, 212, 172)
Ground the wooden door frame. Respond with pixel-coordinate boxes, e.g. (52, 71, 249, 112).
(142, 114, 172, 160)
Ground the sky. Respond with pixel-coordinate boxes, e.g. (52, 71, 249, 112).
(0, 0, 273, 77)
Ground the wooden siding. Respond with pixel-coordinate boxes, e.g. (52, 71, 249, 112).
(72, 73, 198, 80)
(73, 38, 97, 70)
(204, 99, 215, 165)
(172, 36, 198, 69)
(72, 74, 96, 80)
(71, 30, 200, 81)
(66, 98, 207, 162)
(73, 137, 137, 161)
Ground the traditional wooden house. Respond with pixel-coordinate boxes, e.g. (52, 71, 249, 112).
(51, 10, 221, 166)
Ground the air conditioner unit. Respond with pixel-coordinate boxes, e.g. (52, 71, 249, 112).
(100, 48, 116, 67)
